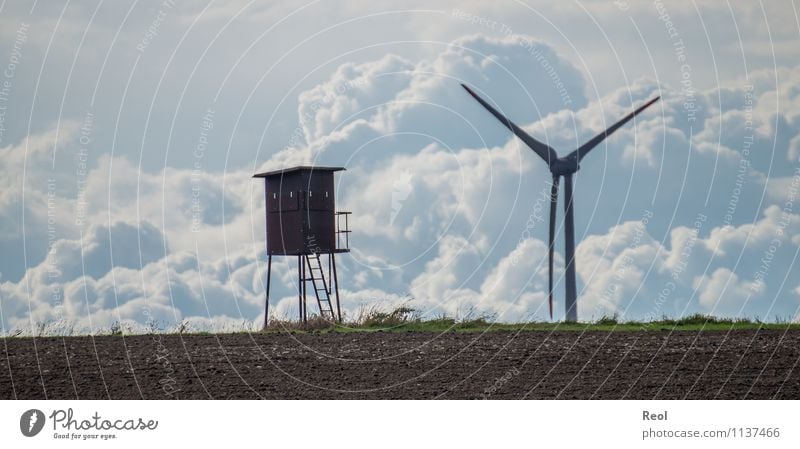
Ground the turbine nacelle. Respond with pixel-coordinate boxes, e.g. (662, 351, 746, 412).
(550, 157, 579, 176)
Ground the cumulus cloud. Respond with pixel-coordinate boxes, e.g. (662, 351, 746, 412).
(2, 27, 800, 332)
(577, 205, 799, 320)
(693, 268, 764, 314)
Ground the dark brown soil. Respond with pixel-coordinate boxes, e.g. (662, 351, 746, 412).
(1, 330, 799, 399)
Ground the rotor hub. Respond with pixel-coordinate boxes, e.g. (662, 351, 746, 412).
(550, 158, 579, 176)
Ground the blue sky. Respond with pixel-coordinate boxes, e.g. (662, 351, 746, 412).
(1, 0, 799, 333)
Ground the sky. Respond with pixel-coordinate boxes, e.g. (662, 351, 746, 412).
(0, 0, 799, 333)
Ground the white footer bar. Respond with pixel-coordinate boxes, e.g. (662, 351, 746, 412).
(2, 400, 797, 448)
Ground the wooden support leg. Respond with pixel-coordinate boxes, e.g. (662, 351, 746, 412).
(263, 254, 272, 329)
(332, 253, 342, 322)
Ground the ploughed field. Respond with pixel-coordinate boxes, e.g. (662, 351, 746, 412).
(1, 330, 799, 399)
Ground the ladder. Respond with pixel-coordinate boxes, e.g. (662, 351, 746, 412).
(303, 253, 335, 320)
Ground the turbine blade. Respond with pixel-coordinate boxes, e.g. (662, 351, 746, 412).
(461, 84, 558, 165)
(567, 96, 660, 162)
(548, 175, 560, 320)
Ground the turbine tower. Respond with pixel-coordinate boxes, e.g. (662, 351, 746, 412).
(462, 84, 659, 322)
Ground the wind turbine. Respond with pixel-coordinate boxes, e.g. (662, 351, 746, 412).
(462, 84, 659, 321)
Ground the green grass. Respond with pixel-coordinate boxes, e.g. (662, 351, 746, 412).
(263, 312, 800, 334)
(6, 312, 800, 338)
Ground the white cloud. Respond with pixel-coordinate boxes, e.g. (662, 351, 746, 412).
(2, 25, 800, 332)
(693, 267, 764, 313)
(575, 204, 800, 320)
